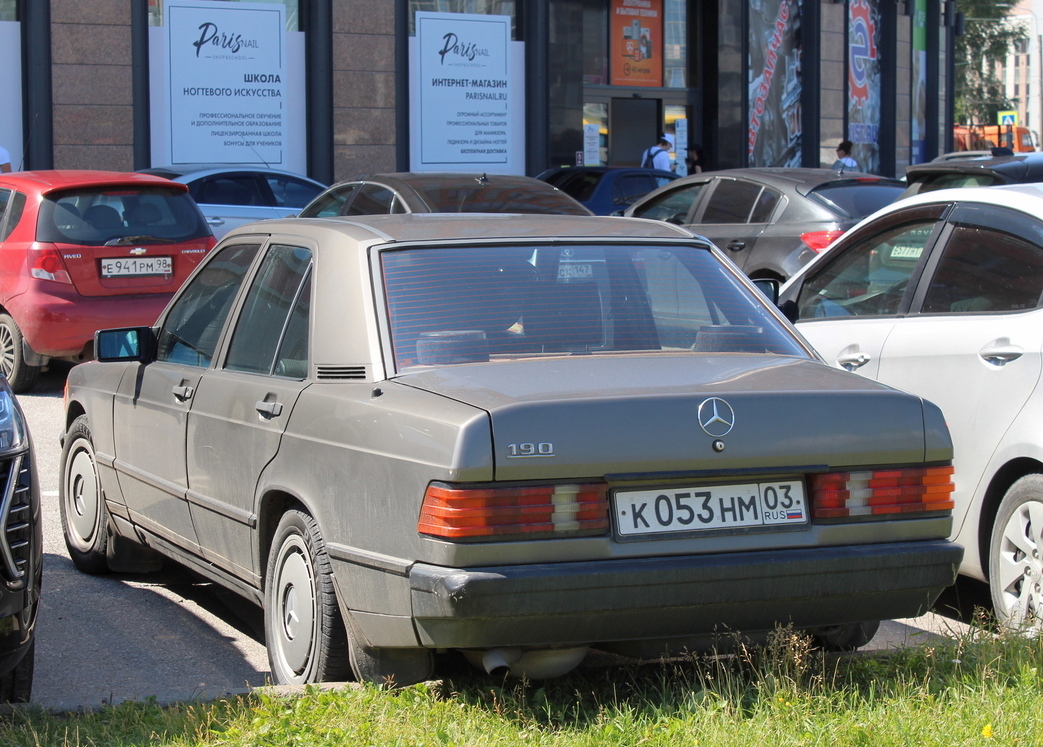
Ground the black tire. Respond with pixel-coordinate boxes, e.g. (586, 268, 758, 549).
(989, 475, 1043, 628)
(0, 640, 34, 703)
(264, 509, 350, 685)
(0, 314, 40, 394)
(812, 621, 880, 652)
(59, 415, 110, 574)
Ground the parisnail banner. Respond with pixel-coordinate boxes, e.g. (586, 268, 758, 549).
(410, 12, 525, 173)
(166, 0, 287, 165)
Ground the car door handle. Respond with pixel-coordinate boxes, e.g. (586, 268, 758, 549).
(172, 384, 195, 401)
(206, 217, 225, 225)
(837, 351, 870, 371)
(980, 342, 1024, 365)
(727, 240, 746, 252)
(256, 400, 284, 418)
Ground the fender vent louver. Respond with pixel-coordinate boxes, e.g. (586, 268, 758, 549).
(316, 365, 368, 380)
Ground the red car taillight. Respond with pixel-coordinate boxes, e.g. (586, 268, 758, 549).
(810, 465, 955, 520)
(800, 230, 845, 253)
(29, 247, 73, 284)
(418, 482, 609, 540)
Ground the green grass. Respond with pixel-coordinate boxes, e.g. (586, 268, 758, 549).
(3, 620, 1042, 746)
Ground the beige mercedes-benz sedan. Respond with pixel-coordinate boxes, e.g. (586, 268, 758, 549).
(60, 213, 961, 687)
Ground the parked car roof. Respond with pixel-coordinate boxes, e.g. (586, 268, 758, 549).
(535, 166, 679, 215)
(298, 172, 592, 218)
(902, 151, 1043, 198)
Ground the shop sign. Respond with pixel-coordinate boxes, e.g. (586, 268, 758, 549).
(609, 0, 663, 88)
(410, 12, 524, 173)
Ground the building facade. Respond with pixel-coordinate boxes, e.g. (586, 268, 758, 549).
(0, 0, 958, 183)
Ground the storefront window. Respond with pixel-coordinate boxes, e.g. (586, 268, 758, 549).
(409, 1, 517, 36)
(663, 0, 686, 88)
(149, 0, 301, 31)
(0, 0, 16, 22)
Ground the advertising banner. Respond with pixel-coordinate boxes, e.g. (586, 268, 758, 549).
(165, 0, 287, 165)
(747, 0, 802, 166)
(410, 12, 524, 172)
(610, 0, 663, 87)
(0, 21, 21, 170)
(847, 0, 880, 172)
(910, 0, 927, 164)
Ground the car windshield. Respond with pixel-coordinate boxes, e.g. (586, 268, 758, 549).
(37, 187, 211, 246)
(807, 182, 905, 219)
(381, 243, 807, 370)
(407, 176, 590, 215)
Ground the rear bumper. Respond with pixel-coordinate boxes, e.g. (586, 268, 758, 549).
(6, 287, 171, 358)
(408, 540, 963, 648)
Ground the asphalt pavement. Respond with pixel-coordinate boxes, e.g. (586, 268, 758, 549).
(17, 364, 984, 712)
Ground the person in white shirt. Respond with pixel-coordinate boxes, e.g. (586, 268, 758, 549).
(641, 136, 672, 171)
(832, 140, 858, 171)
(0, 145, 11, 173)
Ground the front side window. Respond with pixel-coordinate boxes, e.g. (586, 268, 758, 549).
(157, 244, 261, 366)
(921, 226, 1043, 314)
(382, 243, 806, 370)
(797, 221, 936, 319)
(266, 175, 324, 209)
(225, 245, 312, 375)
(629, 183, 703, 223)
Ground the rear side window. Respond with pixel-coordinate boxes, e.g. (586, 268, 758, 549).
(700, 180, 763, 224)
(381, 243, 806, 370)
(808, 182, 905, 219)
(348, 184, 401, 215)
(921, 226, 1043, 314)
(37, 187, 211, 245)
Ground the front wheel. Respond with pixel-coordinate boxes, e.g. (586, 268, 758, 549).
(989, 475, 1043, 629)
(0, 314, 40, 393)
(264, 509, 350, 685)
(59, 415, 110, 574)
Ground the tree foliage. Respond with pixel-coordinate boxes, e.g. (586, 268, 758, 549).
(955, 0, 1028, 124)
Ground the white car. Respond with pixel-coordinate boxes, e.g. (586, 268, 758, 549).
(778, 184, 1043, 628)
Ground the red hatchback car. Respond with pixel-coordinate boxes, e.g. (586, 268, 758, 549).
(0, 171, 216, 391)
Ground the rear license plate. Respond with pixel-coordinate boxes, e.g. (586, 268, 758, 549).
(101, 256, 172, 277)
(613, 480, 807, 537)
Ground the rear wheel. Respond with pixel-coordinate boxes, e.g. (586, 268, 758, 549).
(989, 475, 1043, 629)
(264, 509, 350, 685)
(59, 416, 110, 574)
(0, 314, 40, 393)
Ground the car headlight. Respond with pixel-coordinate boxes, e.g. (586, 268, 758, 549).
(0, 385, 28, 452)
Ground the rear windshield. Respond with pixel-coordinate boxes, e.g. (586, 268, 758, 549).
(381, 243, 807, 370)
(807, 182, 905, 219)
(37, 187, 211, 246)
(408, 178, 590, 215)
(900, 172, 1006, 198)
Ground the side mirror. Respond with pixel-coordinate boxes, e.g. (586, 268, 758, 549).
(752, 278, 780, 304)
(95, 327, 157, 362)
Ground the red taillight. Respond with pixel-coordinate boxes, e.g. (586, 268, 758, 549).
(29, 247, 73, 284)
(418, 482, 609, 540)
(810, 465, 955, 520)
(800, 230, 845, 253)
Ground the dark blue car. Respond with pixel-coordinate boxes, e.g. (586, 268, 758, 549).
(537, 167, 679, 215)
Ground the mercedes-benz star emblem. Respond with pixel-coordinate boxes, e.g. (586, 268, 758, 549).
(697, 397, 735, 438)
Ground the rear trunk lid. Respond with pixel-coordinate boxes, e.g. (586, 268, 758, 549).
(397, 355, 942, 481)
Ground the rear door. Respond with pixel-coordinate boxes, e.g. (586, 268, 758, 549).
(187, 242, 313, 578)
(687, 178, 778, 271)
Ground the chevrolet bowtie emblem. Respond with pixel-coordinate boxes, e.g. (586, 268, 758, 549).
(130, 247, 147, 256)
